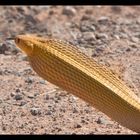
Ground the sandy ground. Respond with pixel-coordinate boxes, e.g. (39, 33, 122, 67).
(0, 6, 140, 134)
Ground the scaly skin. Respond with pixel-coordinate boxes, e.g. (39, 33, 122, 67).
(15, 34, 140, 133)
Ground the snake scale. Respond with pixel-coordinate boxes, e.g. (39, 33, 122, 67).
(15, 34, 140, 133)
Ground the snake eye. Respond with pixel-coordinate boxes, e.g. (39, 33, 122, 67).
(15, 38, 20, 44)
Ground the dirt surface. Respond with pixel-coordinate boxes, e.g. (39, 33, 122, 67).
(0, 6, 140, 134)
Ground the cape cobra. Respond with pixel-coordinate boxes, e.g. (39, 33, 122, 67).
(14, 34, 140, 133)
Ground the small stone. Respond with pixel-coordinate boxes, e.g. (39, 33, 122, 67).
(130, 43, 138, 48)
(95, 128, 101, 132)
(74, 123, 82, 128)
(0, 99, 3, 104)
(5, 96, 10, 101)
(27, 93, 34, 99)
(81, 119, 86, 124)
(14, 94, 23, 100)
(96, 117, 107, 125)
(23, 68, 32, 75)
(20, 101, 27, 106)
(49, 10, 54, 15)
(82, 32, 96, 41)
(34, 92, 39, 96)
(80, 22, 96, 32)
(46, 111, 51, 115)
(126, 48, 131, 52)
(10, 92, 16, 97)
(117, 130, 121, 133)
(20, 56, 28, 61)
(2, 125, 6, 131)
(96, 33, 108, 40)
(114, 35, 120, 40)
(73, 108, 78, 113)
(85, 9, 93, 15)
(0, 43, 9, 54)
(131, 37, 139, 43)
(30, 107, 41, 116)
(98, 16, 109, 24)
(84, 109, 90, 114)
(15, 88, 20, 93)
(62, 6, 76, 17)
(25, 15, 37, 24)
(25, 77, 34, 84)
(0, 70, 2, 75)
(0, 41, 20, 55)
(92, 47, 104, 57)
(89, 131, 95, 135)
(136, 17, 140, 24)
(39, 80, 45, 84)
(55, 100, 59, 103)
(45, 94, 49, 100)
(81, 15, 90, 21)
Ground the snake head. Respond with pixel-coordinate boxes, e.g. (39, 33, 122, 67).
(15, 35, 35, 56)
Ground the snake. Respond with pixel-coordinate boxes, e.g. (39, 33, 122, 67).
(14, 34, 140, 133)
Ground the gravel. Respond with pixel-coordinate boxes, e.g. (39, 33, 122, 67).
(30, 107, 41, 116)
(62, 6, 77, 17)
(14, 94, 23, 100)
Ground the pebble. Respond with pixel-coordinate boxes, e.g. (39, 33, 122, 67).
(81, 15, 91, 21)
(45, 94, 49, 100)
(0, 99, 3, 104)
(22, 68, 32, 75)
(117, 130, 121, 133)
(130, 43, 138, 48)
(74, 123, 82, 128)
(114, 35, 120, 40)
(0, 41, 19, 55)
(0, 70, 2, 75)
(80, 22, 96, 32)
(18, 56, 28, 61)
(15, 88, 20, 93)
(10, 92, 16, 97)
(30, 107, 41, 116)
(46, 111, 52, 115)
(73, 108, 78, 113)
(126, 48, 131, 52)
(81, 119, 86, 124)
(92, 47, 104, 57)
(85, 9, 93, 15)
(25, 15, 37, 24)
(95, 128, 101, 132)
(39, 80, 46, 84)
(25, 77, 34, 84)
(82, 32, 96, 41)
(96, 33, 108, 40)
(96, 117, 107, 125)
(98, 16, 109, 24)
(136, 18, 140, 24)
(62, 6, 76, 17)
(20, 101, 27, 106)
(131, 37, 139, 43)
(14, 94, 23, 100)
(27, 93, 34, 99)
(34, 92, 40, 96)
(0, 43, 12, 54)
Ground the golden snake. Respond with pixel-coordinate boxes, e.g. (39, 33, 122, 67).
(15, 34, 140, 133)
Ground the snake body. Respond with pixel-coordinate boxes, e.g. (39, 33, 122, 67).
(15, 35, 140, 133)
